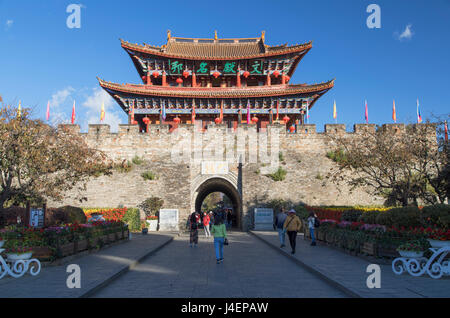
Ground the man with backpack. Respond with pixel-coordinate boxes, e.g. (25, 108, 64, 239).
(307, 211, 320, 246)
(274, 208, 288, 248)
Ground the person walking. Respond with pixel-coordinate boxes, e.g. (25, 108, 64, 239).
(226, 209, 233, 230)
(189, 211, 200, 247)
(203, 212, 211, 237)
(274, 208, 287, 248)
(307, 211, 318, 246)
(283, 209, 302, 254)
(210, 213, 227, 264)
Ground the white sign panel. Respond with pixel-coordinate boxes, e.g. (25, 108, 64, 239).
(30, 208, 44, 228)
(201, 161, 229, 175)
(159, 209, 179, 231)
(254, 208, 274, 231)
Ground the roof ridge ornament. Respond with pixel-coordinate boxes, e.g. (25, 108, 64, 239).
(167, 30, 171, 41)
(261, 31, 265, 42)
(214, 30, 218, 40)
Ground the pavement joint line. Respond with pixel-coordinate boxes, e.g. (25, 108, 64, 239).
(79, 235, 175, 298)
(248, 231, 362, 298)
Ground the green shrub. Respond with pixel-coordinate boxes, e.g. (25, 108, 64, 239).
(115, 160, 133, 173)
(267, 167, 287, 181)
(58, 206, 87, 224)
(315, 173, 323, 180)
(278, 152, 285, 162)
(141, 171, 158, 181)
(122, 208, 141, 232)
(342, 209, 363, 222)
(138, 197, 164, 218)
(420, 204, 450, 229)
(375, 207, 422, 228)
(358, 210, 380, 224)
(132, 155, 144, 165)
(326, 149, 347, 164)
(294, 204, 309, 220)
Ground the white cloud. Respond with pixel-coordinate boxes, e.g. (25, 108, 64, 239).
(82, 87, 123, 132)
(395, 24, 414, 41)
(5, 19, 13, 30)
(48, 87, 75, 126)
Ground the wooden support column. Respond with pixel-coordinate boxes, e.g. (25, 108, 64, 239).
(236, 71, 241, 88)
(162, 71, 167, 86)
(192, 72, 197, 87)
(146, 71, 152, 85)
(281, 72, 286, 85)
(266, 73, 271, 86)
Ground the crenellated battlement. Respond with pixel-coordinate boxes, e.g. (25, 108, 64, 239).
(58, 123, 437, 139)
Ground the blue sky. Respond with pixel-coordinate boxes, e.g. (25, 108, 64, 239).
(0, 0, 449, 132)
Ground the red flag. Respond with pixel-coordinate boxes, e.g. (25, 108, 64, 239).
(365, 100, 368, 124)
(445, 120, 448, 143)
(46, 101, 50, 121)
(392, 100, 397, 123)
(71, 101, 76, 124)
(191, 99, 196, 124)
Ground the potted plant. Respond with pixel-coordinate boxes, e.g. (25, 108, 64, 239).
(5, 240, 33, 261)
(396, 240, 429, 258)
(424, 228, 450, 249)
(146, 215, 158, 231)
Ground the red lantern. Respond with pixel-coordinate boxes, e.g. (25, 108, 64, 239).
(251, 116, 259, 123)
(152, 71, 159, 78)
(283, 115, 290, 124)
(141, 75, 146, 81)
(213, 71, 220, 78)
(183, 71, 189, 78)
(215, 117, 221, 124)
(289, 125, 295, 133)
(243, 71, 250, 78)
(273, 71, 280, 78)
(176, 77, 183, 84)
(173, 117, 181, 124)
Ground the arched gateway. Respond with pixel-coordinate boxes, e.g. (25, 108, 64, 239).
(192, 177, 242, 228)
(191, 173, 242, 229)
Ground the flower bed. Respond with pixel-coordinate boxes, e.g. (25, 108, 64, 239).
(305, 217, 450, 259)
(0, 220, 128, 261)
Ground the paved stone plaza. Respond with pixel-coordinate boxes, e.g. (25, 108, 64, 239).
(0, 231, 448, 298)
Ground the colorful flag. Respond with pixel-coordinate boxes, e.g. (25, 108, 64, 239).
(364, 100, 368, 124)
(46, 101, 50, 121)
(246, 99, 250, 124)
(417, 98, 422, 123)
(18, 100, 22, 118)
(100, 101, 105, 122)
(333, 100, 337, 121)
(161, 100, 166, 121)
(71, 100, 76, 124)
(445, 120, 448, 143)
(276, 99, 279, 121)
(191, 99, 196, 123)
(392, 99, 397, 123)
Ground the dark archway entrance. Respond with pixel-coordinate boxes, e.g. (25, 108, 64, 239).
(194, 177, 242, 230)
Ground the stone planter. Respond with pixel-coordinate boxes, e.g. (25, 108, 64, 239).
(361, 242, 377, 256)
(76, 239, 89, 252)
(146, 220, 158, 231)
(108, 233, 116, 243)
(427, 239, 450, 249)
(59, 242, 75, 257)
(7, 252, 33, 261)
(123, 229, 129, 240)
(100, 235, 110, 244)
(398, 250, 424, 258)
(32, 246, 53, 260)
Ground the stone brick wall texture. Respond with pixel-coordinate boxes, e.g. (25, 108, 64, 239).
(50, 123, 436, 230)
